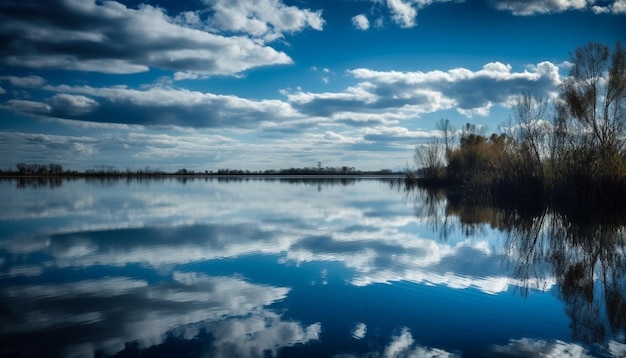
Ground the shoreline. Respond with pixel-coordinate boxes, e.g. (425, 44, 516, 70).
(0, 173, 405, 179)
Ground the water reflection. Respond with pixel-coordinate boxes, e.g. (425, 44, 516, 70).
(1, 178, 625, 356)
(405, 185, 626, 347)
(0, 271, 319, 357)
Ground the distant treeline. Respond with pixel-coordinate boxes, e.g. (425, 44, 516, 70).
(409, 42, 626, 212)
(1, 163, 398, 177)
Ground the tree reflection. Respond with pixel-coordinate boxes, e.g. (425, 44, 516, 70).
(409, 187, 626, 345)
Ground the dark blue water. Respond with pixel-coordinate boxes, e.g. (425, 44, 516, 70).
(0, 178, 624, 357)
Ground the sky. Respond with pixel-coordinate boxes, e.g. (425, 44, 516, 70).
(0, 0, 624, 172)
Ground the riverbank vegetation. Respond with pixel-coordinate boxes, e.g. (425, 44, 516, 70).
(410, 42, 626, 213)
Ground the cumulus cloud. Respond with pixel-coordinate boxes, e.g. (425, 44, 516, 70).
(491, 0, 588, 15)
(0, 61, 560, 133)
(0, 75, 46, 87)
(361, 126, 437, 143)
(205, 0, 324, 41)
(2, 83, 302, 129)
(383, 0, 457, 28)
(352, 14, 371, 30)
(386, 0, 419, 28)
(592, 0, 626, 14)
(1, 99, 51, 116)
(0, 131, 99, 163)
(0, 0, 294, 77)
(45, 94, 99, 116)
(289, 61, 560, 120)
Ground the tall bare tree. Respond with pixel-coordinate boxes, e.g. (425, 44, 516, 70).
(435, 118, 455, 153)
(512, 92, 551, 178)
(558, 42, 626, 175)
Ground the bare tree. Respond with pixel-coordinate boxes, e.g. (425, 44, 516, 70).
(511, 92, 551, 178)
(435, 118, 455, 152)
(559, 42, 626, 175)
(414, 141, 445, 180)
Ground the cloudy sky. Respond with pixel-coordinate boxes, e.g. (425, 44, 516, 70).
(0, 0, 624, 171)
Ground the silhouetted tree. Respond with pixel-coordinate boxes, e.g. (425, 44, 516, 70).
(557, 41, 626, 179)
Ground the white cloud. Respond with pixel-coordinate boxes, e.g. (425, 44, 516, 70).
(592, 0, 626, 14)
(490, 0, 590, 15)
(289, 61, 561, 120)
(205, 0, 324, 41)
(387, 0, 418, 28)
(374, 17, 385, 28)
(352, 14, 371, 30)
(383, 0, 458, 28)
(322, 130, 358, 144)
(0, 75, 46, 87)
(45, 94, 99, 116)
(0, 0, 293, 76)
(1, 99, 51, 115)
(15, 84, 303, 128)
(491, 0, 626, 15)
(5, 265, 43, 278)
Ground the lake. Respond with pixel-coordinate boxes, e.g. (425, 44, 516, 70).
(0, 177, 624, 357)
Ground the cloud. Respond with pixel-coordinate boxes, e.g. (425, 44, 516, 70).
(386, 0, 418, 28)
(352, 14, 371, 30)
(0, 0, 293, 77)
(362, 126, 437, 143)
(0, 132, 99, 163)
(383, 0, 458, 28)
(1, 99, 51, 116)
(491, 0, 588, 15)
(45, 94, 99, 116)
(0, 75, 46, 87)
(2, 84, 302, 129)
(490, 0, 626, 15)
(289, 61, 560, 120)
(592, 0, 626, 14)
(204, 0, 324, 41)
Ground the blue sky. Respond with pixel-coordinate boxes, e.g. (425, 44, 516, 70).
(0, 0, 624, 171)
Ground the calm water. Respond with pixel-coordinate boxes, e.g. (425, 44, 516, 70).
(0, 178, 624, 357)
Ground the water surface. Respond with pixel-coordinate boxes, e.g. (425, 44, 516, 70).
(0, 178, 624, 357)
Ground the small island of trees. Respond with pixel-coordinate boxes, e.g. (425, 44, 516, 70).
(409, 42, 626, 213)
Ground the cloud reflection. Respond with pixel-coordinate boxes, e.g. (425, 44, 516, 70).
(489, 338, 596, 357)
(0, 178, 544, 297)
(351, 322, 367, 340)
(0, 271, 318, 357)
(341, 326, 459, 358)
